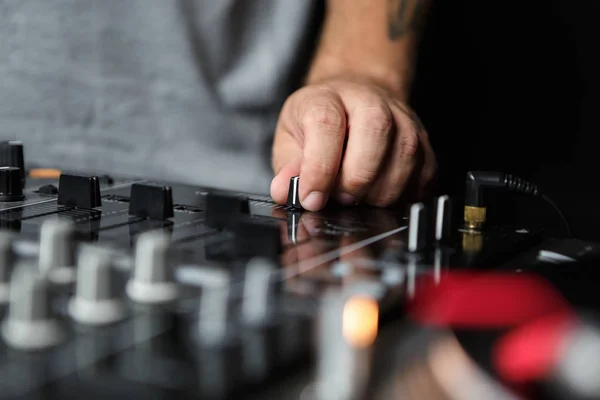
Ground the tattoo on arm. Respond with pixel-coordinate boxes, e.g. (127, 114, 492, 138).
(388, 0, 425, 40)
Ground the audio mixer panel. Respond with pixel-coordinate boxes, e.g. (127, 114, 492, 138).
(0, 141, 599, 399)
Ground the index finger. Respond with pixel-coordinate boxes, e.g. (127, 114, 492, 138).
(297, 90, 347, 211)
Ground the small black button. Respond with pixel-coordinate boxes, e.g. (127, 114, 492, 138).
(205, 193, 250, 229)
(129, 183, 174, 220)
(57, 174, 102, 209)
(0, 167, 24, 202)
(0, 141, 25, 188)
(38, 184, 58, 195)
(286, 176, 302, 209)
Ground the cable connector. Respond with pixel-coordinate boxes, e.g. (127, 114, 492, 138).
(464, 171, 540, 230)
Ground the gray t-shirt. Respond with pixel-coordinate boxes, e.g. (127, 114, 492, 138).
(0, 0, 322, 194)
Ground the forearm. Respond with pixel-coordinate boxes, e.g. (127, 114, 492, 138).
(306, 0, 430, 101)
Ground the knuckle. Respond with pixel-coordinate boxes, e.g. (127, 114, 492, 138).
(302, 101, 345, 135)
(357, 106, 393, 141)
(399, 127, 419, 158)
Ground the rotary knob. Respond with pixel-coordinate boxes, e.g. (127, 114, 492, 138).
(0, 141, 25, 188)
(0, 167, 24, 202)
(1, 261, 65, 350)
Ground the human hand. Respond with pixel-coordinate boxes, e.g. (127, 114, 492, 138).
(270, 78, 437, 211)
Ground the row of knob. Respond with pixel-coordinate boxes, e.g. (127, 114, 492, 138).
(0, 218, 276, 351)
(288, 175, 453, 250)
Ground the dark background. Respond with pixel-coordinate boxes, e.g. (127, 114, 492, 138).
(411, 0, 600, 240)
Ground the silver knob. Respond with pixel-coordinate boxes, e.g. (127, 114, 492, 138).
(435, 195, 452, 242)
(408, 203, 428, 252)
(68, 246, 127, 325)
(38, 218, 77, 284)
(126, 230, 178, 304)
(1, 261, 65, 350)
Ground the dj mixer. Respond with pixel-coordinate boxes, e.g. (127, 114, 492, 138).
(1, 140, 600, 399)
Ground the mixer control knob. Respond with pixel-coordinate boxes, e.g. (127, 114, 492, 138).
(286, 176, 302, 209)
(205, 193, 250, 229)
(408, 202, 429, 252)
(38, 218, 77, 284)
(126, 230, 178, 304)
(0, 167, 24, 202)
(57, 174, 101, 209)
(68, 247, 126, 325)
(0, 141, 25, 188)
(129, 183, 174, 220)
(435, 195, 452, 242)
(1, 262, 65, 350)
(0, 231, 14, 303)
(241, 257, 276, 326)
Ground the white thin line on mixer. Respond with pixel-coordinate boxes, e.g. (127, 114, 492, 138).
(283, 225, 408, 279)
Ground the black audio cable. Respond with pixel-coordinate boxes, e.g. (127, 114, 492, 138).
(463, 171, 572, 237)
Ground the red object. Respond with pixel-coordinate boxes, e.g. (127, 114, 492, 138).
(493, 312, 576, 383)
(408, 271, 572, 328)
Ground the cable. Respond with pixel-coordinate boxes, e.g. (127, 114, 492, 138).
(541, 193, 572, 238)
(464, 171, 573, 236)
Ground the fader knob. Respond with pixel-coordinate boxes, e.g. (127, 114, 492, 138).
(68, 247, 126, 325)
(0, 141, 25, 188)
(129, 183, 174, 220)
(0, 167, 24, 202)
(408, 202, 429, 252)
(57, 174, 101, 209)
(286, 176, 302, 209)
(435, 195, 452, 242)
(1, 262, 65, 350)
(0, 231, 14, 302)
(38, 218, 77, 284)
(126, 230, 178, 304)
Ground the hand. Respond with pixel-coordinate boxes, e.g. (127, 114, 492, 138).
(270, 78, 437, 211)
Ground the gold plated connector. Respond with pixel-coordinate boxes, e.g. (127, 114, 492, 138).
(462, 231, 483, 252)
(464, 206, 486, 230)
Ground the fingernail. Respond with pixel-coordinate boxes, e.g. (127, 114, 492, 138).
(337, 193, 357, 206)
(302, 191, 327, 211)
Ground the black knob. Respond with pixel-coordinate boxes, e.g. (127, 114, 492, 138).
(205, 193, 250, 229)
(0, 167, 25, 202)
(0, 141, 25, 188)
(286, 176, 302, 209)
(57, 174, 102, 209)
(129, 183, 174, 220)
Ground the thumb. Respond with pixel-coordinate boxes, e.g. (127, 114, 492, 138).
(270, 131, 303, 204)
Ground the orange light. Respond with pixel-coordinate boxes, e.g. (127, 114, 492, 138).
(342, 295, 379, 348)
(29, 168, 62, 179)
